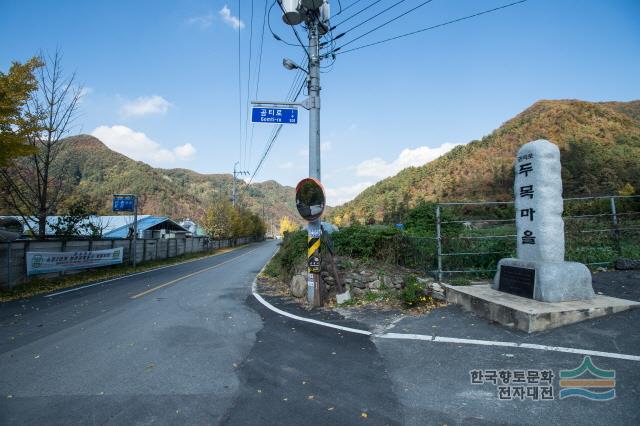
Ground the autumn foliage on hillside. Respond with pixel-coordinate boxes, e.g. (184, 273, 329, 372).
(331, 100, 640, 225)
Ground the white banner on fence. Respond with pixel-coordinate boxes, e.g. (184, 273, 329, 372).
(26, 247, 124, 276)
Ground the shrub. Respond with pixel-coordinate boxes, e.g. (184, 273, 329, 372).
(449, 277, 471, 286)
(265, 230, 307, 281)
(331, 224, 400, 260)
(399, 275, 428, 307)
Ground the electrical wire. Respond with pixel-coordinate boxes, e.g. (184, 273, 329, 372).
(331, 0, 384, 29)
(237, 0, 243, 169)
(330, 0, 527, 56)
(267, 1, 303, 47)
(334, 0, 409, 37)
(334, 0, 365, 17)
(248, 0, 269, 173)
(243, 0, 255, 170)
(329, 0, 435, 54)
(247, 70, 306, 185)
(275, 0, 311, 59)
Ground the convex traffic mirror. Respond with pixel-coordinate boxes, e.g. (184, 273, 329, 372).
(295, 178, 325, 222)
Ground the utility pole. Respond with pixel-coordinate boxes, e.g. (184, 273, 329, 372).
(308, 17, 321, 181)
(306, 10, 323, 307)
(254, 0, 330, 307)
(232, 161, 249, 208)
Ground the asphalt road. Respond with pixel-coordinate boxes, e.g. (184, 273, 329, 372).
(1, 240, 639, 425)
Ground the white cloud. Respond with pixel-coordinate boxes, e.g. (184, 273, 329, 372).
(187, 11, 214, 29)
(279, 161, 294, 169)
(325, 181, 374, 206)
(356, 143, 461, 179)
(120, 95, 171, 118)
(219, 5, 244, 30)
(173, 143, 196, 160)
(91, 125, 196, 165)
(321, 141, 332, 152)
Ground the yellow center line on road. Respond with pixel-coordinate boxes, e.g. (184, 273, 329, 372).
(130, 247, 261, 299)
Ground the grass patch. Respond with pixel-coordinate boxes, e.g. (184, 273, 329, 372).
(448, 277, 472, 286)
(0, 247, 238, 302)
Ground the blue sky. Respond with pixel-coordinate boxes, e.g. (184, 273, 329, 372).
(2, 0, 639, 205)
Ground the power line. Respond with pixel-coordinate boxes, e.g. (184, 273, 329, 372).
(330, 0, 528, 56)
(330, 0, 435, 53)
(337, 0, 409, 35)
(243, 0, 255, 170)
(248, 72, 306, 185)
(248, 0, 269, 173)
(331, 0, 384, 28)
(237, 0, 242, 168)
(334, 0, 365, 17)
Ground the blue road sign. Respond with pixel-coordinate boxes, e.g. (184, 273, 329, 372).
(251, 107, 298, 124)
(113, 196, 135, 212)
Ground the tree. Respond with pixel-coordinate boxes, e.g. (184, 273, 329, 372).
(49, 203, 105, 240)
(203, 200, 234, 239)
(0, 57, 43, 166)
(0, 50, 83, 238)
(279, 216, 299, 235)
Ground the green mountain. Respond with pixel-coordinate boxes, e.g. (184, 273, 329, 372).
(48, 135, 303, 225)
(330, 99, 640, 225)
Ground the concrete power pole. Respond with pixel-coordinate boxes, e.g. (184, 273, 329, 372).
(307, 14, 323, 307)
(256, 0, 329, 307)
(308, 20, 321, 181)
(232, 161, 249, 208)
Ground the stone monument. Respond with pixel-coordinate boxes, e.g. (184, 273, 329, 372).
(492, 139, 595, 302)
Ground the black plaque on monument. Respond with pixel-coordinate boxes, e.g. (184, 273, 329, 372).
(499, 266, 535, 299)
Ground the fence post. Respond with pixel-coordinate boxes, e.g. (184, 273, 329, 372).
(610, 196, 621, 256)
(436, 204, 442, 283)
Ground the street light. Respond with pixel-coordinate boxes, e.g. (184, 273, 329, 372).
(282, 58, 309, 74)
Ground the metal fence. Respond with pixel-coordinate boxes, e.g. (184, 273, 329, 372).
(432, 195, 640, 282)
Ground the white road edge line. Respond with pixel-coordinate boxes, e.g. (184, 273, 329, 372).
(44, 244, 255, 298)
(251, 248, 640, 362)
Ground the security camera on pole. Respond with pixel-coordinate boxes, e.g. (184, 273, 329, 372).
(251, 1, 331, 306)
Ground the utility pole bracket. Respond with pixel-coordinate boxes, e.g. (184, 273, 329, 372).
(300, 97, 319, 110)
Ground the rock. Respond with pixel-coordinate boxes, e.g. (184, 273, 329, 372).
(336, 290, 351, 305)
(290, 274, 307, 298)
(352, 287, 365, 296)
(353, 280, 367, 289)
(596, 267, 607, 272)
(432, 291, 446, 302)
(615, 258, 640, 270)
(429, 283, 444, 293)
(417, 276, 434, 285)
(367, 279, 382, 290)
